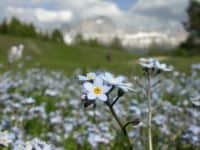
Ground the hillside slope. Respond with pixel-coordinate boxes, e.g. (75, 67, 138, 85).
(0, 35, 136, 74)
(0, 35, 199, 75)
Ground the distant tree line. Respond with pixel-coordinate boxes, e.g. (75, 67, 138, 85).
(0, 17, 124, 50)
(73, 33, 124, 50)
(0, 17, 64, 43)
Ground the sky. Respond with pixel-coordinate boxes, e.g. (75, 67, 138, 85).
(112, 0, 136, 10)
(0, 0, 189, 34)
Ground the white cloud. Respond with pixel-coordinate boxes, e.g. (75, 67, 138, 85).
(35, 8, 72, 22)
(131, 0, 188, 22)
(125, 0, 189, 33)
(3, 0, 122, 23)
(0, 0, 190, 34)
(7, 7, 72, 23)
(81, 1, 123, 18)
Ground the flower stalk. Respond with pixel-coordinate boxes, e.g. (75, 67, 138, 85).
(105, 100, 133, 150)
(147, 73, 153, 150)
(139, 58, 173, 150)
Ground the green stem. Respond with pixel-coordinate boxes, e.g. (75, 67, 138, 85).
(105, 101, 133, 150)
(147, 75, 153, 150)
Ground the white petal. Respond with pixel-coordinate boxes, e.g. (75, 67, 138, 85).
(87, 72, 96, 77)
(164, 66, 173, 71)
(83, 82, 93, 91)
(87, 93, 96, 100)
(98, 94, 107, 101)
(139, 58, 146, 62)
(116, 76, 125, 83)
(118, 83, 133, 92)
(86, 72, 96, 79)
(97, 73, 104, 80)
(124, 83, 133, 87)
(139, 58, 150, 64)
(94, 77, 103, 86)
(103, 85, 111, 93)
(105, 72, 113, 80)
(139, 58, 158, 68)
(78, 75, 87, 81)
(141, 63, 154, 68)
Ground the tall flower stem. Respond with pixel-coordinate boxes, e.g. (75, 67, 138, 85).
(147, 74, 153, 150)
(105, 101, 133, 150)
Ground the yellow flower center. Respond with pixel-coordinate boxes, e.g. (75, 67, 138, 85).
(93, 87, 102, 95)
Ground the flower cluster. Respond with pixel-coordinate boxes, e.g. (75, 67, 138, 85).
(0, 131, 14, 147)
(13, 138, 54, 150)
(0, 130, 53, 150)
(139, 58, 173, 74)
(78, 72, 133, 103)
(0, 66, 199, 149)
(191, 63, 200, 70)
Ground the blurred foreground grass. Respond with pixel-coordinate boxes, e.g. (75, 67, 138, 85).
(0, 34, 199, 75)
